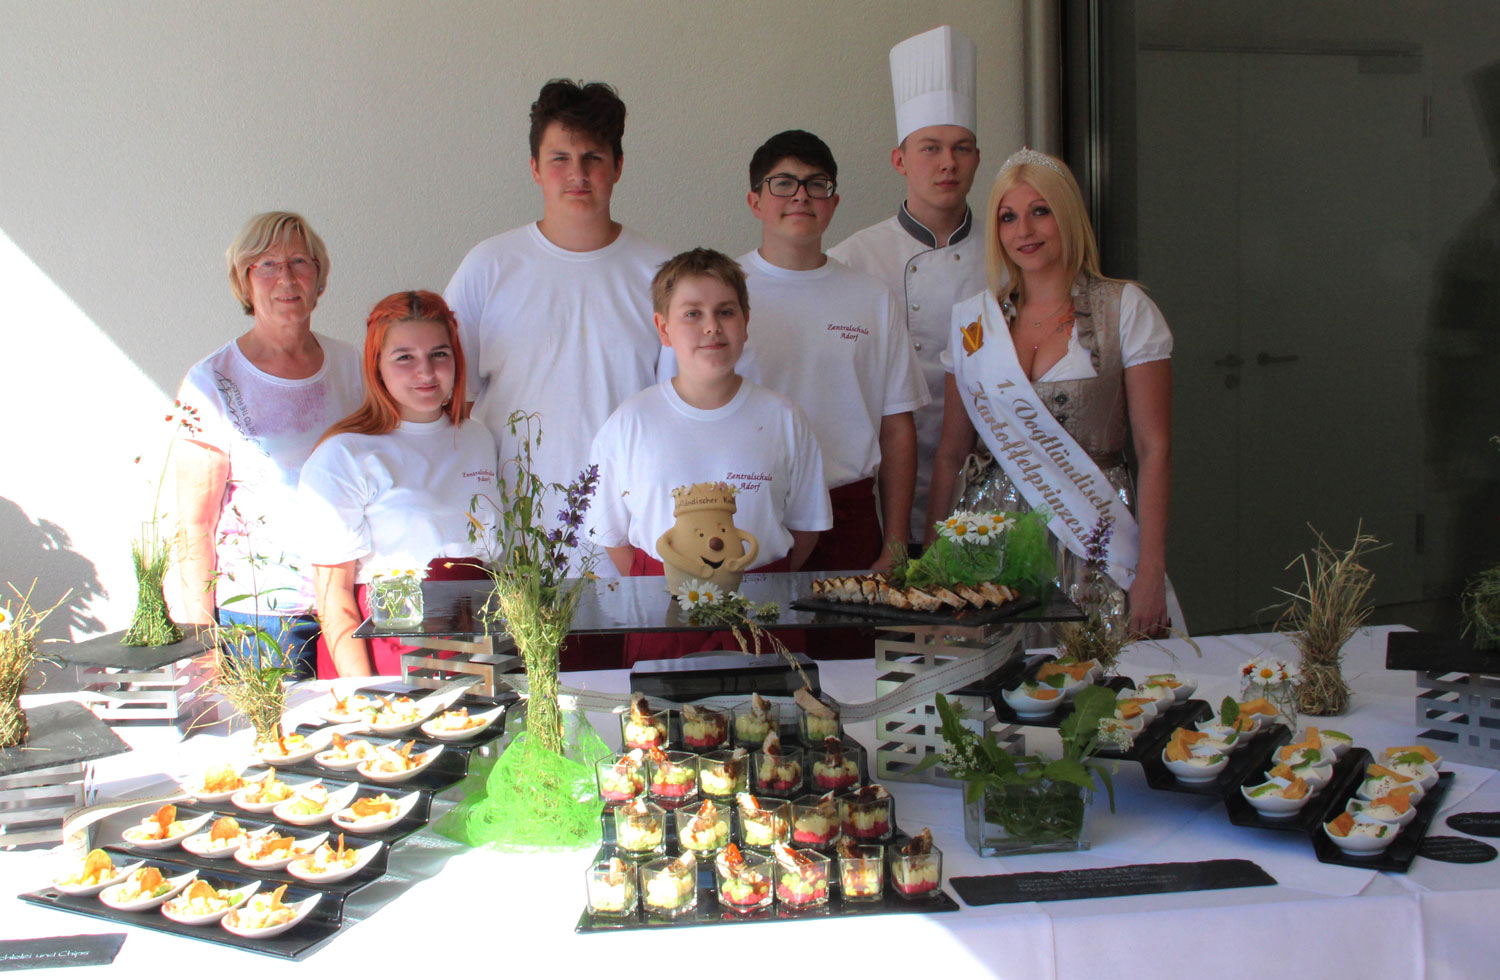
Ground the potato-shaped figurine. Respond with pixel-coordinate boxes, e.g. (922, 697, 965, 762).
(655, 482, 760, 593)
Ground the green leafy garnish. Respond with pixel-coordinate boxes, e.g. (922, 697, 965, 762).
(1220, 696, 1240, 727)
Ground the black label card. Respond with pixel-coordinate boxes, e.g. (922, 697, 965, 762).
(0, 935, 124, 972)
(1446, 812, 1500, 839)
(950, 859, 1276, 906)
(1418, 835, 1499, 864)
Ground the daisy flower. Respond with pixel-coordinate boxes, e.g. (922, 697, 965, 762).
(674, 578, 712, 611)
(0, 605, 12, 633)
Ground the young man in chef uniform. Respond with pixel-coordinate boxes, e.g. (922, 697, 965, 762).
(829, 25, 985, 547)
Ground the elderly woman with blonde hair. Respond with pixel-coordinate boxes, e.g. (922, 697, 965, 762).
(927, 149, 1177, 638)
(175, 211, 364, 676)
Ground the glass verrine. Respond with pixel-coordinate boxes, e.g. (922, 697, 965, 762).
(680, 703, 730, 751)
(753, 746, 804, 795)
(584, 858, 638, 916)
(714, 846, 774, 912)
(621, 705, 670, 751)
(698, 749, 749, 800)
(789, 793, 841, 848)
(675, 799, 731, 855)
(890, 844, 944, 898)
(837, 844, 885, 902)
(737, 795, 791, 847)
(595, 751, 647, 804)
(840, 787, 895, 842)
(646, 750, 699, 805)
(798, 700, 842, 744)
(613, 799, 666, 858)
(732, 698, 779, 747)
(774, 848, 831, 908)
(809, 738, 863, 793)
(640, 854, 698, 918)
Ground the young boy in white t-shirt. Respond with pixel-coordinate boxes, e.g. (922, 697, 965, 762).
(591, 248, 832, 588)
(722, 130, 929, 572)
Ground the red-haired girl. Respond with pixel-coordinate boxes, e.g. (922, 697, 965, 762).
(298, 291, 497, 676)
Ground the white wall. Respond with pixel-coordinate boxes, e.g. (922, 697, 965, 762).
(0, 0, 1028, 638)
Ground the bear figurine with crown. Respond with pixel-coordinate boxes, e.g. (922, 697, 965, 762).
(655, 482, 760, 594)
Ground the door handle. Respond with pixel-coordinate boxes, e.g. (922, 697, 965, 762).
(1213, 353, 1244, 369)
(1257, 351, 1299, 366)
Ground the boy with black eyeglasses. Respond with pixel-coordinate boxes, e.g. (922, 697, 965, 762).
(670, 129, 928, 573)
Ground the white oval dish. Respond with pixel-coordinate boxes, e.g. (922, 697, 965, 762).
(121, 812, 213, 851)
(1001, 684, 1065, 719)
(221, 892, 321, 939)
(234, 831, 328, 871)
(287, 841, 382, 884)
(1196, 715, 1261, 740)
(1323, 816, 1397, 856)
(317, 691, 380, 725)
(181, 826, 250, 859)
(255, 731, 329, 767)
(1346, 798, 1418, 828)
(52, 859, 142, 897)
(420, 705, 504, 741)
(1161, 749, 1228, 783)
(313, 738, 378, 772)
(160, 880, 260, 926)
(180, 768, 253, 804)
(356, 746, 444, 785)
(99, 869, 197, 911)
(331, 790, 420, 834)
(273, 784, 359, 827)
(1357, 776, 1426, 805)
(1240, 779, 1313, 816)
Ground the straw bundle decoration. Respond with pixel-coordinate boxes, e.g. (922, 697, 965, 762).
(1276, 526, 1381, 716)
(0, 584, 67, 749)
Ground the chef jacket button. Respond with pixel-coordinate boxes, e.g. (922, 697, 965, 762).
(913, 341, 923, 351)
(909, 264, 918, 274)
(953, 253, 961, 261)
(911, 303, 920, 311)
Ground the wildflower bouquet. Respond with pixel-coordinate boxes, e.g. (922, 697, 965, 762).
(444, 411, 612, 851)
(0, 584, 66, 748)
(670, 578, 807, 686)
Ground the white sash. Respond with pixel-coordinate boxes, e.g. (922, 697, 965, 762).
(950, 290, 1140, 589)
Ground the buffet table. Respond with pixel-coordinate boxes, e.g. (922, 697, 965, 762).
(5, 625, 1497, 979)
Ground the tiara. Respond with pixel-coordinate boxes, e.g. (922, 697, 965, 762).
(1000, 146, 1064, 178)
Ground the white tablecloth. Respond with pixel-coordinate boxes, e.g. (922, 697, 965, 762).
(5, 626, 1497, 979)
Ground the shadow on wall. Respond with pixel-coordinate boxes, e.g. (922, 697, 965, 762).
(1424, 57, 1500, 590)
(0, 496, 107, 642)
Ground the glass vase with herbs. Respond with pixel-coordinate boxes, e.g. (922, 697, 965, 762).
(926, 686, 1131, 857)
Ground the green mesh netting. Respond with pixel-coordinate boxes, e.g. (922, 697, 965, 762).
(998, 510, 1058, 591)
(437, 706, 610, 852)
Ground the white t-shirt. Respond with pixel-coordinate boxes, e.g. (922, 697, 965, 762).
(661, 251, 930, 489)
(445, 223, 668, 576)
(297, 418, 499, 584)
(176, 334, 364, 615)
(587, 380, 832, 566)
(941, 282, 1173, 378)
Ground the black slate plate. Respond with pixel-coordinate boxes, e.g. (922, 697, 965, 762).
(1223, 745, 1364, 832)
(18, 852, 340, 961)
(111, 813, 388, 898)
(1311, 771, 1455, 873)
(790, 592, 1038, 626)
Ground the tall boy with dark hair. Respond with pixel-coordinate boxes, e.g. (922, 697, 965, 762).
(714, 129, 928, 571)
(445, 79, 668, 576)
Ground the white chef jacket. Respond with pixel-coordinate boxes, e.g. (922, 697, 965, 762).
(830, 204, 986, 542)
